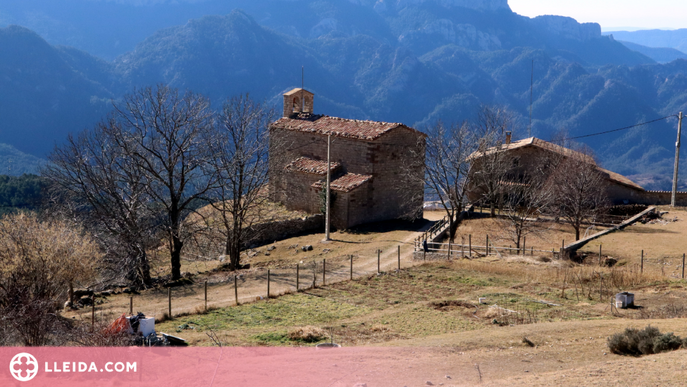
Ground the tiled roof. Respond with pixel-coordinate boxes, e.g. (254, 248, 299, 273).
(471, 137, 644, 191)
(312, 173, 373, 193)
(285, 157, 340, 175)
(284, 88, 313, 96)
(271, 115, 425, 141)
(470, 137, 595, 164)
(598, 168, 645, 191)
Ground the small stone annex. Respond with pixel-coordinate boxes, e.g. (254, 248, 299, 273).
(268, 88, 426, 229)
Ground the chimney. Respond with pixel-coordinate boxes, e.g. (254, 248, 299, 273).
(505, 131, 512, 145)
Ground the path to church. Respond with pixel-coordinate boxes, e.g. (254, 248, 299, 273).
(87, 216, 442, 322)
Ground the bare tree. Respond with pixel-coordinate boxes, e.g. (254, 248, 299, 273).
(200, 94, 274, 270)
(45, 118, 158, 287)
(0, 213, 99, 346)
(112, 85, 216, 281)
(498, 170, 554, 250)
(546, 148, 608, 241)
(422, 121, 475, 241)
(469, 106, 517, 217)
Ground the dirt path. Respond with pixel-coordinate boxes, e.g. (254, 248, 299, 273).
(79, 213, 445, 322)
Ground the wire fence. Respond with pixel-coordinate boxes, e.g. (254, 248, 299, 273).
(85, 243, 418, 324)
(81, 221, 686, 329)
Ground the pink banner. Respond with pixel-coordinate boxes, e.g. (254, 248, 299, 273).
(1, 347, 454, 386)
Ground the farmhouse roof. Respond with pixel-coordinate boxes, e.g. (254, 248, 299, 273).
(285, 157, 341, 175)
(471, 137, 644, 191)
(312, 173, 372, 193)
(597, 168, 644, 191)
(270, 115, 425, 141)
(470, 137, 595, 163)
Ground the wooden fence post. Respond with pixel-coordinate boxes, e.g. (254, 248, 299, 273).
(168, 288, 172, 319)
(204, 281, 208, 312)
(447, 240, 451, 260)
(296, 264, 300, 291)
(267, 269, 271, 298)
(350, 255, 353, 280)
(377, 250, 381, 274)
(486, 235, 489, 256)
(234, 275, 238, 305)
(641, 250, 644, 274)
(599, 245, 602, 266)
(323, 259, 326, 286)
(129, 296, 133, 315)
(469, 235, 472, 258)
(523, 237, 526, 256)
(313, 262, 317, 288)
(398, 246, 401, 270)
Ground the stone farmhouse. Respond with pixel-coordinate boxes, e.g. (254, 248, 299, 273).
(468, 136, 650, 205)
(268, 88, 426, 229)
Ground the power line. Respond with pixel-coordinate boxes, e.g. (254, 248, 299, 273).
(555, 115, 676, 142)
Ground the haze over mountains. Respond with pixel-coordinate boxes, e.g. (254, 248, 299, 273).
(1, 0, 687, 190)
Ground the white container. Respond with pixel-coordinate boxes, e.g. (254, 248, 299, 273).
(139, 318, 156, 336)
(615, 292, 634, 309)
(479, 298, 487, 304)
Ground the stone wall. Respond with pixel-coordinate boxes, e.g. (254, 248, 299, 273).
(246, 214, 324, 248)
(467, 144, 650, 206)
(282, 170, 323, 214)
(632, 191, 687, 207)
(269, 127, 425, 229)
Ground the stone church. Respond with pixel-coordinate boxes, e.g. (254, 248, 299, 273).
(268, 88, 426, 229)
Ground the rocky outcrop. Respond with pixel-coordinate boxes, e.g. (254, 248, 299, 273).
(399, 19, 502, 51)
(382, 0, 510, 12)
(532, 15, 601, 41)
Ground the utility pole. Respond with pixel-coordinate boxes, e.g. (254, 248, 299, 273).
(301, 66, 304, 112)
(324, 133, 332, 241)
(672, 112, 683, 207)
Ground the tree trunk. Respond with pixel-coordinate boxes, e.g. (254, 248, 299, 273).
(171, 235, 184, 280)
(139, 252, 152, 286)
(224, 236, 241, 271)
(490, 203, 496, 217)
(449, 217, 458, 242)
(68, 281, 74, 305)
(575, 227, 580, 241)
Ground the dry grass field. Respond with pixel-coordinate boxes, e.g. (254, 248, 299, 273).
(66, 208, 687, 386)
(578, 206, 687, 277)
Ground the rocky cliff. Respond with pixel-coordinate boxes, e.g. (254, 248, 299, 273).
(385, 0, 510, 12)
(532, 15, 601, 41)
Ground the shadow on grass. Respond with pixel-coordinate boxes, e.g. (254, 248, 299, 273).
(341, 218, 436, 235)
(622, 227, 680, 235)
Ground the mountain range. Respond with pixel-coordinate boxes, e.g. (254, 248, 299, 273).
(1, 0, 687, 190)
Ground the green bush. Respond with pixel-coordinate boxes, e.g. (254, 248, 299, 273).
(653, 333, 682, 353)
(608, 326, 683, 356)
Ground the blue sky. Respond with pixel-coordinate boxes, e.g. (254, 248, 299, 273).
(509, 0, 686, 30)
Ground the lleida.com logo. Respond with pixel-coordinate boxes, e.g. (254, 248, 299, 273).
(9, 352, 137, 382)
(9, 353, 38, 382)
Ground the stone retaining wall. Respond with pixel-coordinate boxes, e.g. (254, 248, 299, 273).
(247, 214, 324, 248)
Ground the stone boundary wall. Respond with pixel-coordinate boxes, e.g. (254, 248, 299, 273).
(636, 191, 687, 207)
(246, 214, 324, 248)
